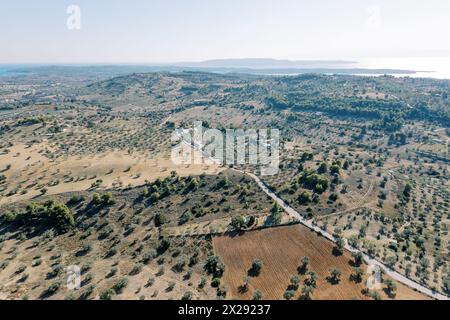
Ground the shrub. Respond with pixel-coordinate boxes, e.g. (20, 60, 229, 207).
(100, 289, 114, 300)
(299, 256, 310, 274)
(79, 285, 96, 300)
(253, 290, 262, 300)
(142, 250, 157, 264)
(298, 191, 311, 205)
(158, 237, 171, 253)
(217, 285, 228, 298)
(249, 259, 263, 276)
(67, 195, 85, 206)
(204, 255, 225, 278)
(328, 267, 342, 284)
(45, 281, 62, 296)
(106, 247, 118, 258)
(81, 261, 93, 274)
(230, 216, 247, 231)
(350, 267, 363, 283)
(198, 277, 207, 289)
(154, 213, 167, 227)
(284, 290, 296, 300)
(130, 264, 143, 276)
(5, 201, 75, 231)
(101, 192, 115, 206)
(92, 193, 102, 205)
(166, 281, 176, 292)
(146, 277, 155, 288)
(329, 193, 339, 201)
(288, 275, 300, 291)
(172, 257, 186, 273)
(181, 291, 193, 300)
(107, 267, 118, 278)
(211, 278, 221, 288)
(112, 278, 128, 294)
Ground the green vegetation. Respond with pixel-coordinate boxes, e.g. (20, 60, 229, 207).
(3, 201, 75, 231)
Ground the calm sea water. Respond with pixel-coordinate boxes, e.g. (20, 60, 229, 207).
(0, 66, 20, 77)
(357, 57, 450, 79)
(1, 58, 450, 79)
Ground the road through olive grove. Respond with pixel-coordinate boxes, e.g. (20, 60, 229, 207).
(179, 135, 448, 300)
(232, 169, 449, 301)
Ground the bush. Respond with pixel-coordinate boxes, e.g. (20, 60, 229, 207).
(129, 263, 143, 276)
(45, 281, 62, 296)
(142, 187, 149, 198)
(330, 165, 340, 175)
(142, 250, 157, 264)
(249, 259, 263, 276)
(188, 178, 199, 190)
(101, 192, 115, 205)
(328, 267, 342, 284)
(79, 244, 92, 256)
(284, 290, 296, 300)
(181, 291, 193, 300)
(112, 278, 128, 294)
(106, 247, 118, 258)
(329, 193, 339, 201)
(230, 215, 246, 231)
(81, 261, 93, 274)
(172, 257, 186, 273)
(288, 275, 300, 291)
(107, 267, 118, 278)
(204, 255, 225, 278)
(154, 213, 167, 227)
(100, 289, 114, 300)
(198, 277, 207, 289)
(211, 278, 221, 288)
(79, 285, 96, 300)
(158, 237, 171, 253)
(350, 267, 363, 283)
(299, 256, 310, 274)
(67, 195, 85, 206)
(217, 285, 228, 298)
(47, 264, 63, 279)
(5, 201, 75, 231)
(166, 281, 176, 292)
(92, 193, 102, 205)
(298, 191, 311, 205)
(269, 202, 282, 225)
(253, 290, 262, 300)
(151, 192, 160, 202)
(146, 277, 155, 288)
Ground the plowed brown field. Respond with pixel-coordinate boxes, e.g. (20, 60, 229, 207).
(213, 224, 428, 300)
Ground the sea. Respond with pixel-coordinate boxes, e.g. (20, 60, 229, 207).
(0, 65, 27, 77)
(356, 57, 450, 79)
(1, 57, 450, 79)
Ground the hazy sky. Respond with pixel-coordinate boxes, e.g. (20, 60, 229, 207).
(1, 0, 449, 63)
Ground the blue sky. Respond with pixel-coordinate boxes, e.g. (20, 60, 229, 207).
(1, 0, 449, 63)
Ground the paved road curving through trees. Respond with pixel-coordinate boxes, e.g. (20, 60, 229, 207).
(234, 169, 449, 301)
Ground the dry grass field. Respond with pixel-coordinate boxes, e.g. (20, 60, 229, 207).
(213, 224, 428, 300)
(0, 142, 223, 206)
